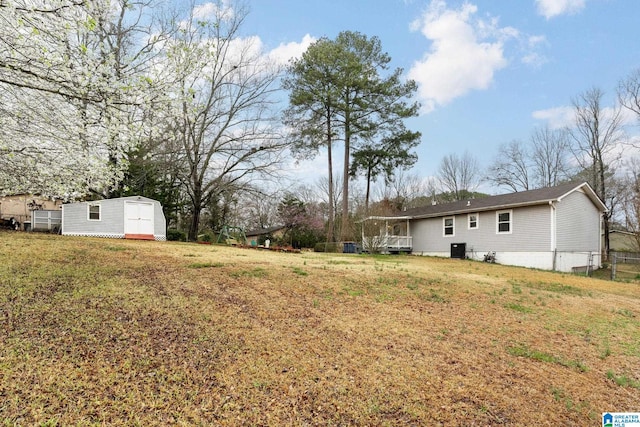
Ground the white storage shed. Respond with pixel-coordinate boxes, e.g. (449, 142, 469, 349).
(62, 196, 166, 241)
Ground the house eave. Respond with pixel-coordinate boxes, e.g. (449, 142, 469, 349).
(360, 215, 412, 222)
(557, 182, 608, 212)
(409, 200, 556, 220)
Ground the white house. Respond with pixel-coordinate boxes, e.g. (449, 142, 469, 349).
(62, 196, 166, 241)
(363, 182, 607, 273)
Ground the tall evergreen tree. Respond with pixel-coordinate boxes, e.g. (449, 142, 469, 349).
(283, 31, 420, 241)
(350, 130, 420, 210)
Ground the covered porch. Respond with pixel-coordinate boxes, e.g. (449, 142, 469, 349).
(360, 216, 413, 254)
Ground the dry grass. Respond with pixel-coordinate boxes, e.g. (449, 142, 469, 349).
(1, 231, 639, 426)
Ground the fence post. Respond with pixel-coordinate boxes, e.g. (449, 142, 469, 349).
(611, 253, 617, 281)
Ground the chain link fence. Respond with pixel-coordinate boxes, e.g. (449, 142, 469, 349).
(610, 251, 640, 281)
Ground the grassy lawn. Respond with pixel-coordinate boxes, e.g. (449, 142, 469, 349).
(1, 232, 639, 426)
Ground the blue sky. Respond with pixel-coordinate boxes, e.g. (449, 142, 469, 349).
(235, 0, 640, 192)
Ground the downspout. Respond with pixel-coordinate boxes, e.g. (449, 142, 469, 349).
(550, 201, 557, 271)
(407, 218, 411, 251)
(599, 211, 604, 268)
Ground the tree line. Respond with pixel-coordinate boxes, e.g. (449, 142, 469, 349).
(1, 0, 639, 252)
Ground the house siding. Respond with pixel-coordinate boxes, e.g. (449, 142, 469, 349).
(555, 190, 601, 252)
(62, 200, 125, 236)
(151, 202, 166, 239)
(410, 204, 552, 255)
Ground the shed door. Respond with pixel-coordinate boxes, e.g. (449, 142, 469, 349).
(124, 201, 154, 239)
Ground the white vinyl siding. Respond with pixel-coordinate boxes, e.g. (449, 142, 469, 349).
(410, 205, 551, 254)
(555, 190, 601, 251)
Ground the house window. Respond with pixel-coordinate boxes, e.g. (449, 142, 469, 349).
(88, 204, 101, 221)
(496, 210, 512, 234)
(468, 213, 478, 230)
(443, 216, 454, 236)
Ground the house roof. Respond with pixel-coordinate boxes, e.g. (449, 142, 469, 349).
(66, 195, 160, 204)
(245, 225, 285, 237)
(378, 182, 606, 220)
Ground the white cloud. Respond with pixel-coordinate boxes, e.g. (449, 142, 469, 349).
(193, 1, 234, 20)
(268, 34, 316, 66)
(528, 35, 546, 47)
(620, 107, 639, 127)
(408, 1, 514, 113)
(533, 105, 640, 131)
(532, 106, 575, 128)
(535, 0, 586, 19)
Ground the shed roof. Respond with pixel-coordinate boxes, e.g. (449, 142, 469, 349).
(376, 182, 606, 221)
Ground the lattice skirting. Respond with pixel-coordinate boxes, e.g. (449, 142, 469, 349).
(63, 232, 166, 241)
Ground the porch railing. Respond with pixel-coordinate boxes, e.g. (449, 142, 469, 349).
(386, 235, 412, 249)
(362, 235, 412, 252)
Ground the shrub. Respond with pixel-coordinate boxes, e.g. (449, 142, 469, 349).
(200, 232, 213, 242)
(314, 242, 341, 253)
(167, 229, 186, 242)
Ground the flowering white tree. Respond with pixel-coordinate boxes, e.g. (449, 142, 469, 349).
(0, 0, 170, 197)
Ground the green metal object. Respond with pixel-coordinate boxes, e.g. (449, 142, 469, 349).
(216, 225, 247, 245)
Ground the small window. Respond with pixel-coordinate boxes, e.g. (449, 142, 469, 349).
(443, 216, 454, 236)
(88, 204, 101, 221)
(496, 210, 511, 234)
(468, 213, 478, 230)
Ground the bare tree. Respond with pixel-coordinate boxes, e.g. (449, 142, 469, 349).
(619, 157, 640, 251)
(486, 140, 531, 192)
(570, 87, 625, 256)
(530, 126, 573, 188)
(162, 2, 287, 241)
(437, 151, 481, 200)
(238, 187, 281, 231)
(618, 68, 640, 122)
(486, 126, 573, 193)
(373, 169, 430, 211)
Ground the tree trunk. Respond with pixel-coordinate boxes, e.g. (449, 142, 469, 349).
(188, 187, 202, 241)
(326, 113, 335, 243)
(365, 167, 372, 212)
(340, 109, 351, 241)
(188, 207, 201, 242)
